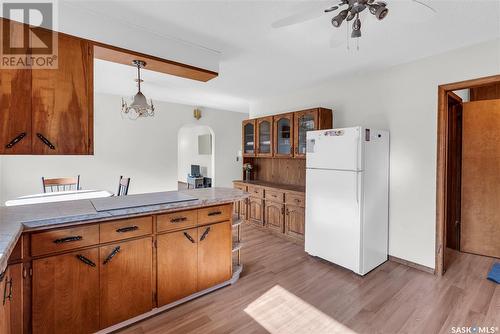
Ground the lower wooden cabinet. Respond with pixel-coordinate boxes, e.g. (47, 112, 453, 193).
(9, 264, 23, 334)
(198, 221, 232, 291)
(248, 197, 264, 226)
(32, 248, 100, 334)
(265, 201, 284, 233)
(99, 237, 153, 329)
(157, 228, 198, 306)
(0, 267, 11, 334)
(285, 205, 305, 241)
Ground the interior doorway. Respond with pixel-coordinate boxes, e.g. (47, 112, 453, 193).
(436, 75, 500, 275)
(177, 124, 215, 190)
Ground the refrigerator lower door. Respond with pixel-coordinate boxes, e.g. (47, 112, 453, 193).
(305, 168, 362, 273)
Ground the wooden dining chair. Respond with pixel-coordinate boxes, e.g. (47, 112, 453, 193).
(117, 176, 131, 196)
(42, 175, 80, 193)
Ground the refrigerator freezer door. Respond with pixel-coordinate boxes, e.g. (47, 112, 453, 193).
(306, 127, 362, 171)
(305, 168, 361, 273)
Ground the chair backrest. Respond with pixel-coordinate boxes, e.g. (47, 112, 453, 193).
(117, 176, 131, 196)
(42, 175, 80, 193)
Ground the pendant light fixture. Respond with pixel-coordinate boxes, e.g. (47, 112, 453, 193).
(121, 60, 155, 120)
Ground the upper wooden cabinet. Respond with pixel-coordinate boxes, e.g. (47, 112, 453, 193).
(294, 108, 332, 158)
(273, 113, 293, 158)
(242, 108, 332, 159)
(31, 32, 93, 155)
(242, 119, 256, 157)
(256, 116, 273, 157)
(0, 31, 93, 155)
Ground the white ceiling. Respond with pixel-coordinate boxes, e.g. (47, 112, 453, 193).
(67, 0, 500, 113)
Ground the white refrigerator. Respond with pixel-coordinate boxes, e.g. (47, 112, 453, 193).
(305, 127, 389, 275)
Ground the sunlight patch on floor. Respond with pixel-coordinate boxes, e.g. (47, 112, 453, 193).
(244, 285, 357, 334)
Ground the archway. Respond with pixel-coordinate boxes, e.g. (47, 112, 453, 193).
(177, 124, 215, 190)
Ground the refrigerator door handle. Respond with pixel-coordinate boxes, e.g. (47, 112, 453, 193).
(356, 174, 359, 205)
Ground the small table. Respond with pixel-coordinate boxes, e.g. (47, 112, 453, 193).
(5, 190, 114, 206)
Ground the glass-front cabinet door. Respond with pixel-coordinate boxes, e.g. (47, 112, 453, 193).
(242, 119, 256, 157)
(256, 116, 273, 157)
(294, 109, 318, 158)
(273, 113, 293, 157)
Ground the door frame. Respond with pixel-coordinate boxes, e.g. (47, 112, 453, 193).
(435, 74, 500, 276)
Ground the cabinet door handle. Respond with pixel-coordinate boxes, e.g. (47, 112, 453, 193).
(171, 217, 187, 223)
(200, 227, 211, 241)
(76, 254, 96, 267)
(208, 211, 222, 216)
(3, 277, 12, 305)
(116, 226, 138, 233)
(53, 236, 82, 244)
(103, 246, 121, 265)
(183, 232, 195, 243)
(36, 133, 56, 150)
(5, 132, 26, 149)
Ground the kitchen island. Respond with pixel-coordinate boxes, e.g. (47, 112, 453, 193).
(0, 187, 248, 333)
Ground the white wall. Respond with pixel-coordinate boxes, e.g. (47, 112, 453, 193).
(0, 93, 246, 203)
(177, 125, 213, 182)
(250, 39, 500, 269)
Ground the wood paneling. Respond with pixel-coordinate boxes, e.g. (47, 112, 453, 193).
(31, 31, 93, 155)
(94, 44, 217, 82)
(197, 222, 232, 291)
(470, 82, 500, 101)
(99, 237, 153, 329)
(285, 204, 305, 241)
(265, 201, 284, 233)
(460, 99, 500, 258)
(252, 158, 306, 187)
(157, 228, 198, 306)
(32, 248, 100, 334)
(157, 210, 197, 232)
(31, 224, 99, 257)
(99, 216, 152, 243)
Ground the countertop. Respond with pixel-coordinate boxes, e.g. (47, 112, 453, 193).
(0, 187, 248, 273)
(233, 180, 305, 194)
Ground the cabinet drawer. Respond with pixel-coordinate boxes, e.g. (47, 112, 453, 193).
(285, 192, 305, 207)
(100, 216, 152, 243)
(31, 225, 99, 257)
(265, 189, 284, 202)
(198, 205, 232, 225)
(157, 210, 197, 233)
(234, 183, 247, 192)
(247, 186, 264, 198)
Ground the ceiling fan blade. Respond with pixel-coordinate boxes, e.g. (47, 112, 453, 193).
(271, 6, 326, 28)
(412, 0, 437, 13)
(324, 6, 339, 13)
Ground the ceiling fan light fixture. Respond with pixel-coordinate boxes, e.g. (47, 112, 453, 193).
(351, 17, 362, 38)
(331, 9, 349, 28)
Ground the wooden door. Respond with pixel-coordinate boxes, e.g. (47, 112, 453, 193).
(157, 228, 198, 306)
(256, 116, 273, 157)
(99, 237, 153, 329)
(461, 99, 500, 258)
(0, 267, 11, 334)
(197, 221, 232, 291)
(265, 201, 284, 233)
(31, 32, 93, 155)
(294, 109, 318, 158)
(242, 119, 256, 157)
(273, 113, 293, 158)
(248, 197, 264, 226)
(32, 249, 99, 334)
(285, 205, 305, 241)
(9, 263, 23, 334)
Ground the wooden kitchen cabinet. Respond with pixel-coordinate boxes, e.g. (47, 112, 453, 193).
(32, 248, 100, 334)
(248, 197, 264, 226)
(265, 200, 284, 233)
(99, 237, 153, 329)
(285, 205, 305, 241)
(233, 183, 248, 221)
(197, 221, 232, 291)
(0, 267, 11, 334)
(157, 228, 198, 306)
(293, 108, 333, 158)
(256, 116, 273, 157)
(9, 264, 23, 334)
(273, 113, 294, 158)
(242, 119, 256, 157)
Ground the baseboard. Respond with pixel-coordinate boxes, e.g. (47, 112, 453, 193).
(389, 255, 435, 275)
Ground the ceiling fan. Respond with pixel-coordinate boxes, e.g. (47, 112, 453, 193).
(272, 0, 436, 42)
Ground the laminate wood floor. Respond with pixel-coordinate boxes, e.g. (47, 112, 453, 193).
(118, 224, 500, 334)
